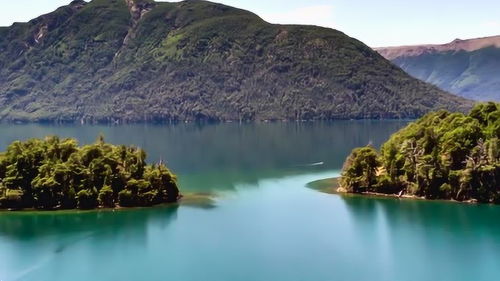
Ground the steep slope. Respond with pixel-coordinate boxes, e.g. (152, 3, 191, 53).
(0, 0, 470, 123)
(376, 36, 500, 102)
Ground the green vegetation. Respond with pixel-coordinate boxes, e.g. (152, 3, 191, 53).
(0, 0, 470, 122)
(340, 102, 500, 203)
(0, 136, 179, 210)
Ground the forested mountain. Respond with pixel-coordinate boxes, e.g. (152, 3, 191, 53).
(0, 0, 469, 122)
(376, 36, 500, 102)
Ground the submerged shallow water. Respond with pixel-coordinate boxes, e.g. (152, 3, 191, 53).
(1, 121, 500, 281)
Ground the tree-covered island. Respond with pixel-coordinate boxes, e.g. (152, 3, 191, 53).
(340, 102, 500, 203)
(0, 136, 179, 210)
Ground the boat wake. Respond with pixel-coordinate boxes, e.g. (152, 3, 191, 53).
(301, 162, 325, 167)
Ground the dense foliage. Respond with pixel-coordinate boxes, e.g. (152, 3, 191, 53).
(0, 136, 179, 209)
(340, 102, 500, 203)
(0, 0, 469, 122)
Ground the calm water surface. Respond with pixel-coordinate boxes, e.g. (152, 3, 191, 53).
(1, 121, 500, 281)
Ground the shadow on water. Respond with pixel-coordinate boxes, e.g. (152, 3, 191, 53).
(341, 192, 500, 256)
(0, 205, 179, 243)
(337, 195, 500, 280)
(0, 205, 179, 281)
(0, 121, 408, 193)
(179, 165, 332, 192)
(340, 195, 500, 243)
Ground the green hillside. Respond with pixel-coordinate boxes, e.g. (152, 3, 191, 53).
(0, 0, 470, 122)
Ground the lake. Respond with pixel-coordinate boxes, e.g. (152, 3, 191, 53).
(1, 121, 500, 281)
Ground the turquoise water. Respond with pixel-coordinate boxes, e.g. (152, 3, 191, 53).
(1, 121, 500, 281)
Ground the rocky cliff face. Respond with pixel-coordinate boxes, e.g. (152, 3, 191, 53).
(0, 0, 470, 122)
(376, 36, 500, 101)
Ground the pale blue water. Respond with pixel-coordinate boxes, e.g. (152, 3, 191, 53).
(1, 121, 500, 281)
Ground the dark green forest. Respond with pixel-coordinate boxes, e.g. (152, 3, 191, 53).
(340, 102, 500, 203)
(0, 0, 469, 122)
(0, 136, 179, 210)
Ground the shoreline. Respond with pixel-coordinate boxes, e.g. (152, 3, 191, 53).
(0, 118, 415, 126)
(0, 192, 216, 214)
(338, 190, 481, 205)
(308, 177, 483, 205)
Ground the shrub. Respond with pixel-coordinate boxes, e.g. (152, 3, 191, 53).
(98, 185, 115, 208)
(77, 189, 98, 209)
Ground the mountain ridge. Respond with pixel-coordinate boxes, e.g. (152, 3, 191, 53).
(376, 35, 500, 60)
(0, 0, 470, 123)
(376, 35, 500, 101)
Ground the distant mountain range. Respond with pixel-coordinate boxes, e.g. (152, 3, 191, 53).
(376, 36, 500, 101)
(0, 0, 469, 122)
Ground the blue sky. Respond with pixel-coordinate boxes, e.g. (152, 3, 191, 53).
(1, 0, 499, 47)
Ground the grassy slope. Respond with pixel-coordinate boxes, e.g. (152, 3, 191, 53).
(0, 0, 471, 122)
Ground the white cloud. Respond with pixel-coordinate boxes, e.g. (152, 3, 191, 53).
(258, 5, 335, 28)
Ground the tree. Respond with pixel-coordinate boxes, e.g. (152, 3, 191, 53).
(77, 189, 98, 209)
(340, 146, 380, 193)
(98, 185, 115, 208)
